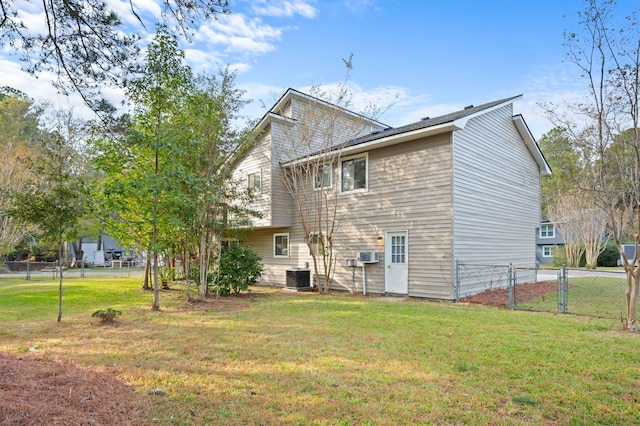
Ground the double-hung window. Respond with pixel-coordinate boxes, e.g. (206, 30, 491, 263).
(273, 233, 289, 258)
(542, 246, 553, 257)
(540, 224, 555, 238)
(248, 171, 261, 192)
(314, 164, 332, 189)
(340, 154, 367, 193)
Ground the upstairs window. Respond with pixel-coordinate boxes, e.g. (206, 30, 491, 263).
(248, 171, 261, 192)
(340, 154, 367, 193)
(540, 224, 555, 238)
(314, 164, 332, 189)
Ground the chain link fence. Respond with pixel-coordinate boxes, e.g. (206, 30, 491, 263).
(1, 261, 144, 280)
(522, 267, 628, 320)
(454, 262, 510, 297)
(456, 261, 629, 320)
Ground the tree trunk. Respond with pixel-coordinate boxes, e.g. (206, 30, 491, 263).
(199, 230, 209, 297)
(184, 242, 191, 302)
(57, 235, 63, 323)
(143, 255, 151, 290)
(152, 247, 160, 311)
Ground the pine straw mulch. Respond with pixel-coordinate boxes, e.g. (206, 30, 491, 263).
(460, 281, 561, 307)
(0, 353, 143, 425)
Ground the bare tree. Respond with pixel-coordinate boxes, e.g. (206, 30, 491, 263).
(544, 0, 640, 330)
(548, 191, 609, 268)
(275, 69, 387, 293)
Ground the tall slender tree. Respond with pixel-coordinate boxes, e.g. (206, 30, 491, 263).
(545, 0, 640, 330)
(9, 128, 88, 322)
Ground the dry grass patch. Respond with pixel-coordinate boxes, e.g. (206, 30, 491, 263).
(1, 277, 640, 424)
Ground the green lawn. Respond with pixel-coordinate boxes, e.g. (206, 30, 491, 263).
(519, 277, 628, 319)
(1, 275, 639, 424)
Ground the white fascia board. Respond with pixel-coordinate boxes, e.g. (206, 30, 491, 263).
(455, 95, 523, 129)
(278, 88, 389, 130)
(283, 121, 460, 167)
(513, 115, 552, 176)
(255, 112, 296, 134)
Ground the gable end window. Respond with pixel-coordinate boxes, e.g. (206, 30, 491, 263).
(340, 154, 368, 193)
(274, 233, 289, 258)
(314, 164, 332, 189)
(248, 171, 261, 192)
(540, 224, 555, 238)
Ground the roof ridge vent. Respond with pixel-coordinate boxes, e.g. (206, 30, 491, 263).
(464, 104, 474, 110)
(421, 116, 430, 121)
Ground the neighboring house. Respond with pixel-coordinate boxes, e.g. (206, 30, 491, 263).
(70, 233, 134, 266)
(618, 244, 640, 267)
(536, 220, 564, 264)
(230, 89, 551, 300)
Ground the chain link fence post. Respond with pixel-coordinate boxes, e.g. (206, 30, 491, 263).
(557, 264, 568, 313)
(508, 263, 513, 309)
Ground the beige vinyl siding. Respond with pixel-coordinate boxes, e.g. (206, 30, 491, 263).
(329, 133, 455, 299)
(452, 104, 540, 267)
(242, 226, 310, 286)
(269, 121, 294, 227)
(231, 133, 273, 227)
(243, 132, 455, 298)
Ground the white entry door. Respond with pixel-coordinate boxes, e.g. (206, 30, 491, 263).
(385, 231, 408, 294)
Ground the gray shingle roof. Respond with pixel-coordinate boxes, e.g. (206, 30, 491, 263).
(344, 95, 522, 149)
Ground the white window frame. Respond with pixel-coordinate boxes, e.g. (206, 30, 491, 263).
(308, 231, 326, 256)
(339, 153, 368, 194)
(540, 224, 555, 238)
(248, 170, 262, 192)
(542, 245, 553, 257)
(273, 233, 290, 258)
(313, 163, 332, 190)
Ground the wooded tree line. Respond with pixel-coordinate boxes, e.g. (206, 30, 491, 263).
(540, 0, 640, 331)
(0, 27, 260, 317)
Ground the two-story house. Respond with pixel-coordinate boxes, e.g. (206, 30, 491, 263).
(536, 220, 563, 264)
(231, 89, 551, 300)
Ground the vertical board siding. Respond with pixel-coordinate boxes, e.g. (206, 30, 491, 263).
(452, 105, 540, 267)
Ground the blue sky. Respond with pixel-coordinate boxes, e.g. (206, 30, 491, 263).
(1, 0, 636, 139)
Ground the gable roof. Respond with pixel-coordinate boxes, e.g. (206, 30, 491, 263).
(282, 94, 551, 176)
(345, 95, 523, 149)
(252, 87, 390, 135)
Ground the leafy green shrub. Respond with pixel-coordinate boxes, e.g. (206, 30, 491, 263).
(598, 241, 620, 267)
(92, 308, 122, 323)
(213, 244, 263, 295)
(188, 264, 215, 286)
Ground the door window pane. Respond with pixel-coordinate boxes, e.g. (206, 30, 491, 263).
(391, 235, 406, 264)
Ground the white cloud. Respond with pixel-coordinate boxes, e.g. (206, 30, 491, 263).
(107, 0, 163, 28)
(343, 0, 377, 15)
(184, 48, 223, 73)
(0, 58, 103, 120)
(228, 62, 252, 74)
(195, 14, 282, 55)
(252, 0, 318, 18)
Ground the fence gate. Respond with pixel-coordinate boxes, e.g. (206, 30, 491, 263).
(557, 264, 568, 313)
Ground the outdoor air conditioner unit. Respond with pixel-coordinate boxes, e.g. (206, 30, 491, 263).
(356, 251, 379, 263)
